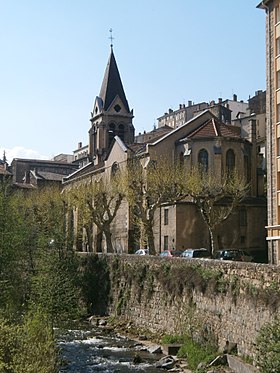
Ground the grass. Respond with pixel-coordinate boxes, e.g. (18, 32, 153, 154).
(162, 334, 217, 371)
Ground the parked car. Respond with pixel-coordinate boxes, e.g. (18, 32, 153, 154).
(181, 248, 211, 259)
(135, 249, 149, 255)
(159, 249, 183, 257)
(213, 249, 253, 262)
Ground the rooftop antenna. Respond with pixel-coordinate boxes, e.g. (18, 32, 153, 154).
(109, 28, 114, 50)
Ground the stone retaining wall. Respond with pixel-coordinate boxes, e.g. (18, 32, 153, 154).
(81, 254, 280, 359)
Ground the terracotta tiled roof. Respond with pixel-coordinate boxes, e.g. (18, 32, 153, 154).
(188, 118, 241, 139)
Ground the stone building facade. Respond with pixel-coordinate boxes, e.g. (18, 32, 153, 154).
(258, 0, 280, 264)
(63, 47, 267, 259)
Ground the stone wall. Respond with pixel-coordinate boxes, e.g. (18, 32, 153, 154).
(81, 254, 280, 359)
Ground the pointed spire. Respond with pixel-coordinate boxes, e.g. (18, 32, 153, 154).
(99, 49, 130, 113)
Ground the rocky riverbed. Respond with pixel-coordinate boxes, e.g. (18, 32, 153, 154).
(56, 318, 238, 373)
(57, 321, 172, 372)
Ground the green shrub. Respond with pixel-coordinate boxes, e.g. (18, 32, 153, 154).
(162, 333, 217, 371)
(256, 317, 280, 373)
(177, 336, 216, 370)
(0, 308, 58, 373)
(161, 334, 186, 344)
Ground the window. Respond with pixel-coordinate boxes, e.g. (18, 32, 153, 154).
(277, 104, 280, 123)
(276, 5, 280, 24)
(278, 137, 280, 157)
(226, 149, 235, 174)
(114, 104, 121, 112)
(240, 209, 247, 226)
(198, 149, 208, 171)
(164, 209, 169, 225)
(111, 162, 119, 177)
(276, 38, 280, 56)
(277, 70, 280, 90)
(108, 123, 116, 147)
(164, 236, 169, 251)
(244, 154, 250, 183)
(118, 124, 125, 141)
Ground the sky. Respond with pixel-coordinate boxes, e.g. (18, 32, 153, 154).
(0, 0, 266, 163)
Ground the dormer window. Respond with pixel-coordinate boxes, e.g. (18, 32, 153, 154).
(114, 104, 121, 112)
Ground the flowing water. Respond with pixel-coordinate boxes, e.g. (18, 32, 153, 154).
(57, 323, 167, 372)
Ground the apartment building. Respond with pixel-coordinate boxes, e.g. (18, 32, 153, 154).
(258, 0, 280, 263)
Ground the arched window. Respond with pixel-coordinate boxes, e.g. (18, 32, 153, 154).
(198, 149, 208, 171)
(111, 162, 119, 177)
(118, 124, 125, 141)
(108, 123, 116, 147)
(226, 149, 235, 174)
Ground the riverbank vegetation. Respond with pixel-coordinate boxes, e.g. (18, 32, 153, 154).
(0, 181, 84, 372)
(162, 334, 217, 371)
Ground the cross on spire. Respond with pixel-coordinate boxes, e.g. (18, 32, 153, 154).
(109, 28, 114, 50)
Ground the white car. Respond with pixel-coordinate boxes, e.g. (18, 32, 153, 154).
(135, 249, 149, 255)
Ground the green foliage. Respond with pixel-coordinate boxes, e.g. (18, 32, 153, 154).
(0, 308, 57, 373)
(256, 317, 280, 373)
(125, 157, 184, 254)
(0, 315, 19, 371)
(161, 333, 217, 371)
(177, 337, 216, 371)
(30, 249, 83, 323)
(66, 174, 125, 252)
(182, 166, 248, 254)
(0, 182, 88, 370)
(80, 255, 110, 315)
(161, 334, 185, 344)
(0, 182, 31, 316)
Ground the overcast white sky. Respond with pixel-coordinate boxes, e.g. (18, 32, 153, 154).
(0, 0, 266, 163)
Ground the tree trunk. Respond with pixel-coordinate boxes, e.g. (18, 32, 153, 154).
(103, 228, 113, 253)
(85, 225, 93, 252)
(146, 223, 156, 255)
(209, 227, 215, 256)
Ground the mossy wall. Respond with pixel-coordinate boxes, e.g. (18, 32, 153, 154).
(81, 254, 280, 358)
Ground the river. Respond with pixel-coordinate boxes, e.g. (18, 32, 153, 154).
(57, 322, 167, 372)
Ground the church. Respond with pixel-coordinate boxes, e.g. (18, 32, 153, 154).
(63, 46, 267, 261)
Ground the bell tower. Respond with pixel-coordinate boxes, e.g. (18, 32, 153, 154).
(89, 46, 134, 164)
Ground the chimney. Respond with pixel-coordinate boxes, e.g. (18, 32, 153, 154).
(233, 94, 237, 101)
(218, 97, 222, 104)
(179, 104, 182, 109)
(188, 100, 192, 107)
(169, 108, 173, 113)
(78, 142, 82, 149)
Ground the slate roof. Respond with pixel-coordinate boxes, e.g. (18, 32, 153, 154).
(99, 49, 130, 112)
(30, 170, 65, 181)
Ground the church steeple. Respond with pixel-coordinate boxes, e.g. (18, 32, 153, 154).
(99, 49, 130, 113)
(89, 46, 134, 164)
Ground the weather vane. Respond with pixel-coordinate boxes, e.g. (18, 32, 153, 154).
(109, 28, 114, 49)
